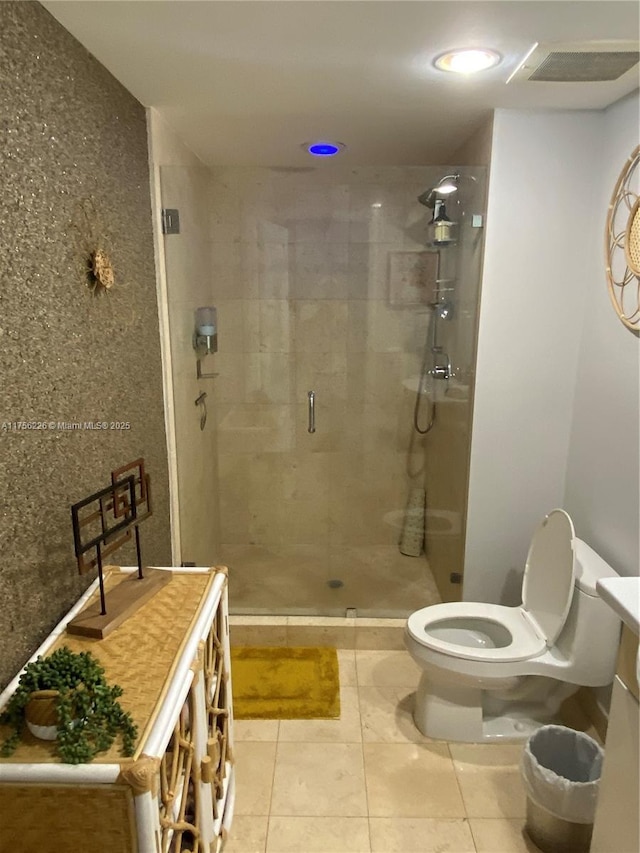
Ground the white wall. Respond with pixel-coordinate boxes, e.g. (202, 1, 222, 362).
(464, 108, 608, 604)
(148, 108, 207, 170)
(564, 93, 639, 578)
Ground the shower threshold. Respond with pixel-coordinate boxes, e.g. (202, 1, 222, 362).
(228, 613, 407, 650)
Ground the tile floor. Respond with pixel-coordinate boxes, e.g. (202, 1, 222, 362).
(225, 649, 544, 853)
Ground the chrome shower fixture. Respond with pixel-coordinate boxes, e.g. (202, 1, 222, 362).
(417, 188, 436, 208)
(434, 174, 459, 194)
(434, 299, 454, 321)
(417, 173, 460, 209)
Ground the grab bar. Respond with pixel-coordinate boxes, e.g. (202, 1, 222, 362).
(308, 390, 316, 433)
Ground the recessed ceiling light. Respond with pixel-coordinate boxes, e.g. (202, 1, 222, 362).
(434, 49, 501, 74)
(304, 141, 345, 157)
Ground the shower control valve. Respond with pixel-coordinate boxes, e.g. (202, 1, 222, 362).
(431, 365, 451, 380)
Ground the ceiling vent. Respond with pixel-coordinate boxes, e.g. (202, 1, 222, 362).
(509, 41, 640, 83)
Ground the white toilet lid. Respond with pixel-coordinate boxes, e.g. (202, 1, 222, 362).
(521, 509, 576, 647)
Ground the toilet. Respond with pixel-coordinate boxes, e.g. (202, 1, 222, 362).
(405, 509, 621, 742)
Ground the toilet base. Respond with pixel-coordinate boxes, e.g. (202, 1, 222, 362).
(413, 671, 575, 742)
(414, 670, 483, 741)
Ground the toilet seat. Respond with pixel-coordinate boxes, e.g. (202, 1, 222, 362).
(407, 602, 546, 662)
(407, 509, 577, 665)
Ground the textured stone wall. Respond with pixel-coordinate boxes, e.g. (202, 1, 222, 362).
(0, 2, 171, 687)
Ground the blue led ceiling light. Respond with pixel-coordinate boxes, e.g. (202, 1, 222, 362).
(305, 141, 345, 157)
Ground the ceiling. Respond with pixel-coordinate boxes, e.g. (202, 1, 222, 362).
(43, 1, 640, 166)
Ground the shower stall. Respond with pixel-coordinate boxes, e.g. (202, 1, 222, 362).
(159, 163, 487, 617)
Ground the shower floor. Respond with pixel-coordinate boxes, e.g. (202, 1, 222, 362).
(222, 545, 441, 617)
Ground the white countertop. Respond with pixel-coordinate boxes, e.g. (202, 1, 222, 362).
(597, 576, 640, 636)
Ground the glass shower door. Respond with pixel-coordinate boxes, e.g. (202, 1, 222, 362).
(160, 164, 220, 567)
(203, 165, 486, 615)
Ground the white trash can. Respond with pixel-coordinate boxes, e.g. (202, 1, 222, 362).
(521, 725, 604, 853)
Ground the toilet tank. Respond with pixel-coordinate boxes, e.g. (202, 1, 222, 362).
(554, 539, 621, 686)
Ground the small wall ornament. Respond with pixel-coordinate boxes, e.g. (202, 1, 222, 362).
(605, 145, 640, 332)
(71, 197, 115, 295)
(88, 247, 115, 293)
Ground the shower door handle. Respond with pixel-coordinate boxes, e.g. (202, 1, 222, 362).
(307, 391, 316, 433)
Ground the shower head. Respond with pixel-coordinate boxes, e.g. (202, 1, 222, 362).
(435, 174, 460, 194)
(417, 173, 461, 208)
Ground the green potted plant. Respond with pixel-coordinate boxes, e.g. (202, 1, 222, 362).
(0, 646, 137, 765)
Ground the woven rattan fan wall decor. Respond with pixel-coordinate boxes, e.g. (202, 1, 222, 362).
(605, 144, 640, 332)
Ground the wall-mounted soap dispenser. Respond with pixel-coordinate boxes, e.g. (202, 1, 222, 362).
(193, 306, 218, 379)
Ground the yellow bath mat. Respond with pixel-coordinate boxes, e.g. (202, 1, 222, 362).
(231, 646, 340, 720)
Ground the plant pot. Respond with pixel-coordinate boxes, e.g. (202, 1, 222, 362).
(25, 690, 61, 741)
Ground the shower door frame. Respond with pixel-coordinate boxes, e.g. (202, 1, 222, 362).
(148, 120, 182, 566)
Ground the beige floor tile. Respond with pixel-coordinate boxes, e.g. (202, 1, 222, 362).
(234, 719, 280, 741)
(470, 818, 544, 852)
(363, 742, 465, 818)
(449, 743, 527, 818)
(231, 624, 288, 646)
(355, 625, 405, 651)
(338, 649, 357, 686)
(278, 686, 362, 742)
(359, 685, 433, 744)
(355, 650, 421, 687)
(234, 742, 278, 815)
(225, 815, 269, 853)
(369, 817, 475, 852)
(271, 742, 368, 816)
(266, 817, 371, 852)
